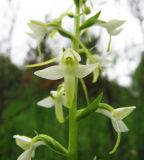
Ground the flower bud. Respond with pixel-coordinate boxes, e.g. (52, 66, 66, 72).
(83, 5, 91, 15)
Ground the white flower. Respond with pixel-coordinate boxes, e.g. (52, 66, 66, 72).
(103, 19, 125, 36)
(37, 84, 65, 123)
(13, 135, 45, 160)
(35, 48, 97, 107)
(27, 20, 48, 42)
(87, 55, 111, 83)
(98, 19, 125, 51)
(96, 106, 136, 132)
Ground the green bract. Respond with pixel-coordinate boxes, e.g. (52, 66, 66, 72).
(96, 106, 136, 132)
(80, 11, 101, 30)
(35, 48, 97, 107)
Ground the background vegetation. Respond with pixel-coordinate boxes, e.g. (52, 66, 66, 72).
(0, 52, 143, 160)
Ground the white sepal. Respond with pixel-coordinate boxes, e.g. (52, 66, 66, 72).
(75, 64, 97, 78)
(112, 106, 136, 120)
(28, 21, 47, 42)
(37, 97, 54, 108)
(34, 66, 64, 80)
(13, 135, 32, 150)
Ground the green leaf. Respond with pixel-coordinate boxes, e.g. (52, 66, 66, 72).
(80, 11, 101, 30)
(55, 27, 73, 39)
(76, 93, 103, 120)
(38, 134, 68, 157)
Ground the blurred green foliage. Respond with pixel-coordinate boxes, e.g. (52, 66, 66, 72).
(0, 54, 143, 160)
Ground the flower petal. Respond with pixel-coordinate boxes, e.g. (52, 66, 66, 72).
(34, 65, 64, 80)
(71, 49, 81, 62)
(96, 108, 112, 118)
(17, 148, 32, 160)
(37, 97, 54, 108)
(112, 120, 129, 133)
(112, 106, 136, 120)
(75, 64, 97, 78)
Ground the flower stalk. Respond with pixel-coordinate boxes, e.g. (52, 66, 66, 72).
(68, 2, 80, 160)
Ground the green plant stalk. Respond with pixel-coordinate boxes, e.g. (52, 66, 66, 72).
(68, 2, 80, 160)
(68, 78, 78, 160)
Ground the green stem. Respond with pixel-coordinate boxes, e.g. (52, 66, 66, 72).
(68, 2, 80, 160)
(68, 79, 78, 160)
(37, 43, 43, 60)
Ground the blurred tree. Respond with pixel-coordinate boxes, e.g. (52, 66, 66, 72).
(0, 0, 19, 55)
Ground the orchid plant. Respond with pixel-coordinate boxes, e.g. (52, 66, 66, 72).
(14, 0, 136, 159)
